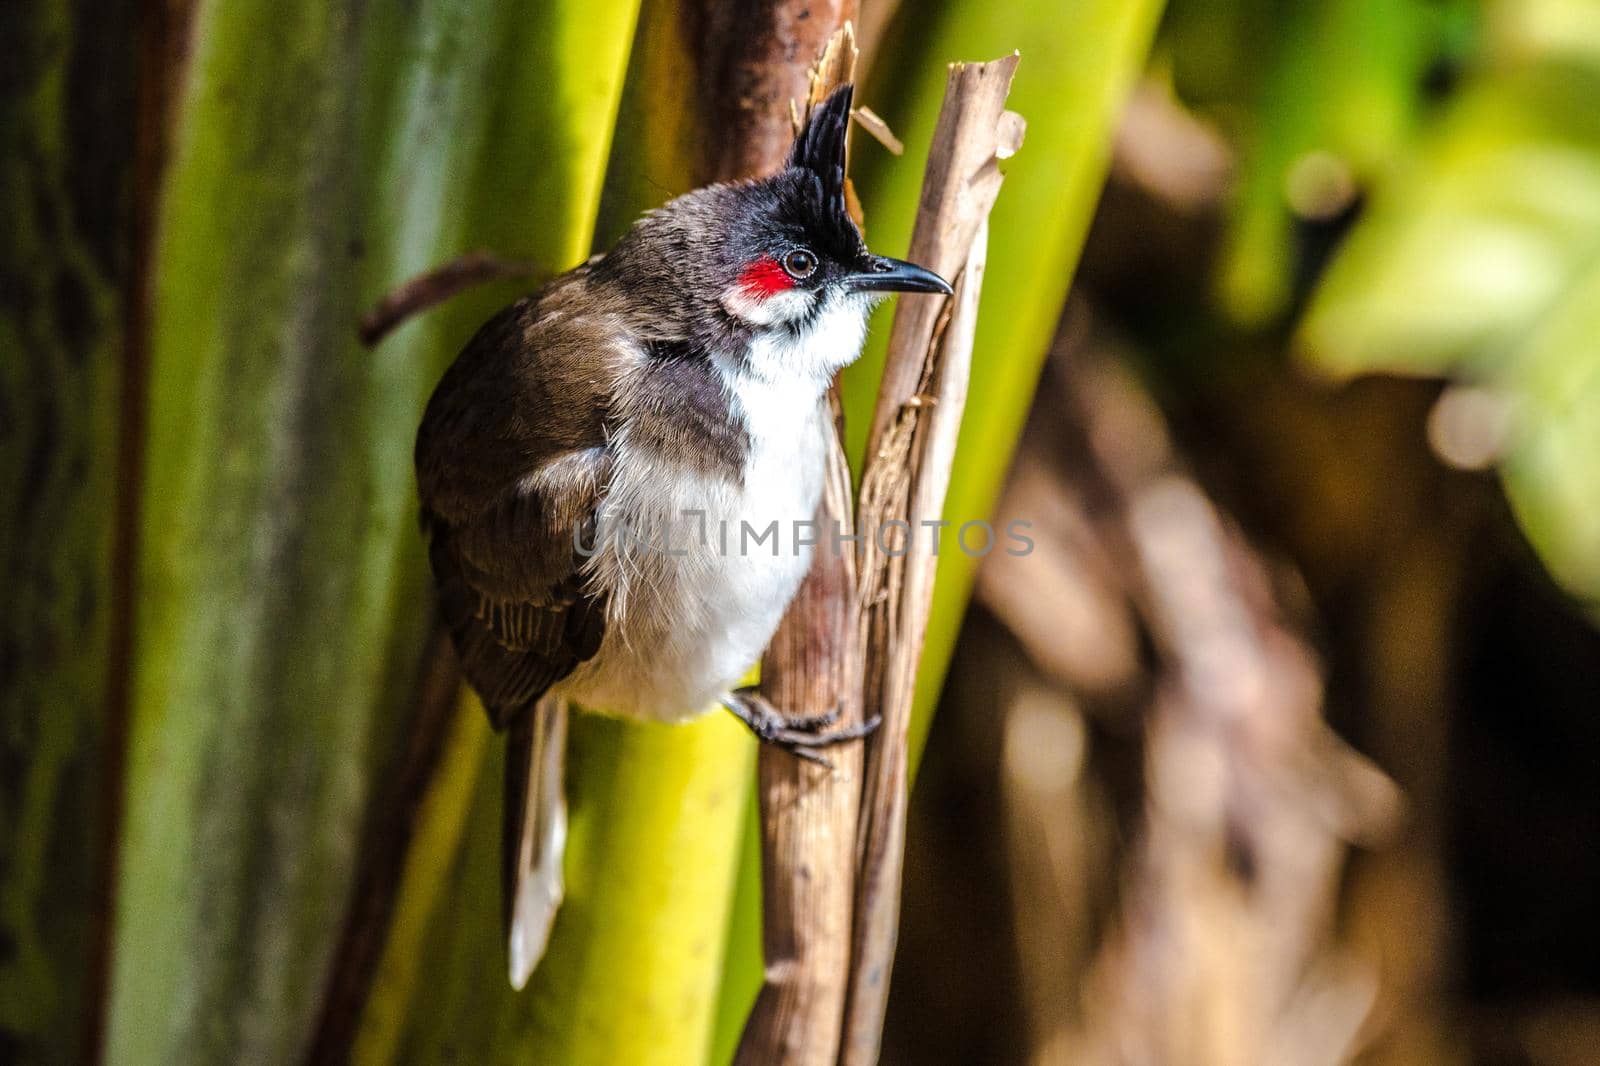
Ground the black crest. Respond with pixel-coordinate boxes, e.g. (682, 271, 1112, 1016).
(786, 85, 852, 221)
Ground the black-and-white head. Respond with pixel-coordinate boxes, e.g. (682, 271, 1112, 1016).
(596, 86, 950, 380)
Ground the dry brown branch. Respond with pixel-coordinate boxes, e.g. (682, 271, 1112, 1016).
(863, 55, 1021, 452)
(737, 420, 865, 1066)
(842, 56, 1024, 1066)
(691, 0, 857, 182)
(733, 22, 865, 1066)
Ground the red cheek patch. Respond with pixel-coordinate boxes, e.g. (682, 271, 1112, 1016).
(737, 256, 795, 300)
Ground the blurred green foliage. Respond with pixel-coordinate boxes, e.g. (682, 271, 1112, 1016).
(1147, 0, 1600, 610)
(1293, 0, 1600, 607)
(1211, 0, 1446, 323)
(1, 2, 132, 1062)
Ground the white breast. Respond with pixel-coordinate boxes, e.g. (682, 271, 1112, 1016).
(559, 327, 854, 722)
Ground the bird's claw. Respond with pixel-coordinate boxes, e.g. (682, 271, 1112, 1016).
(721, 687, 881, 768)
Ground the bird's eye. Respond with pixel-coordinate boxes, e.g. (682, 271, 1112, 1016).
(782, 248, 818, 279)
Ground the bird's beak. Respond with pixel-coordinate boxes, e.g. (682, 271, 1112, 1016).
(844, 255, 953, 296)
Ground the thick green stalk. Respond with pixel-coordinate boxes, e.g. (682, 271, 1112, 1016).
(385, 714, 755, 1065)
(350, 696, 493, 1066)
(107, 0, 639, 1060)
(357, 2, 758, 1063)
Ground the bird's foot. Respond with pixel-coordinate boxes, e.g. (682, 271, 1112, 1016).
(721, 686, 880, 768)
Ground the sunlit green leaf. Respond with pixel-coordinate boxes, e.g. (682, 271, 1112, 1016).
(1499, 257, 1600, 604)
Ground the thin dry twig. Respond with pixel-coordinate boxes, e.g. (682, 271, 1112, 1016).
(852, 106, 903, 155)
(842, 55, 1024, 1066)
(357, 250, 538, 347)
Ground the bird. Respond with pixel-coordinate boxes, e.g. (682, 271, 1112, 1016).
(414, 84, 951, 989)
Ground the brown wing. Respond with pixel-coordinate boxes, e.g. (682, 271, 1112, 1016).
(416, 285, 616, 730)
(424, 503, 606, 729)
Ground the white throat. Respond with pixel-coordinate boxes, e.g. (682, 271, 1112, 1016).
(719, 292, 874, 396)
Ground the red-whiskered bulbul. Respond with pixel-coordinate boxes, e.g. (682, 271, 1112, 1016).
(415, 85, 950, 988)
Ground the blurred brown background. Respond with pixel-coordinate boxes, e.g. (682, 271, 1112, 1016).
(884, 33, 1600, 1064)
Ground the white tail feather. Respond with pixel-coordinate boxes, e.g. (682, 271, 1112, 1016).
(508, 698, 568, 989)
